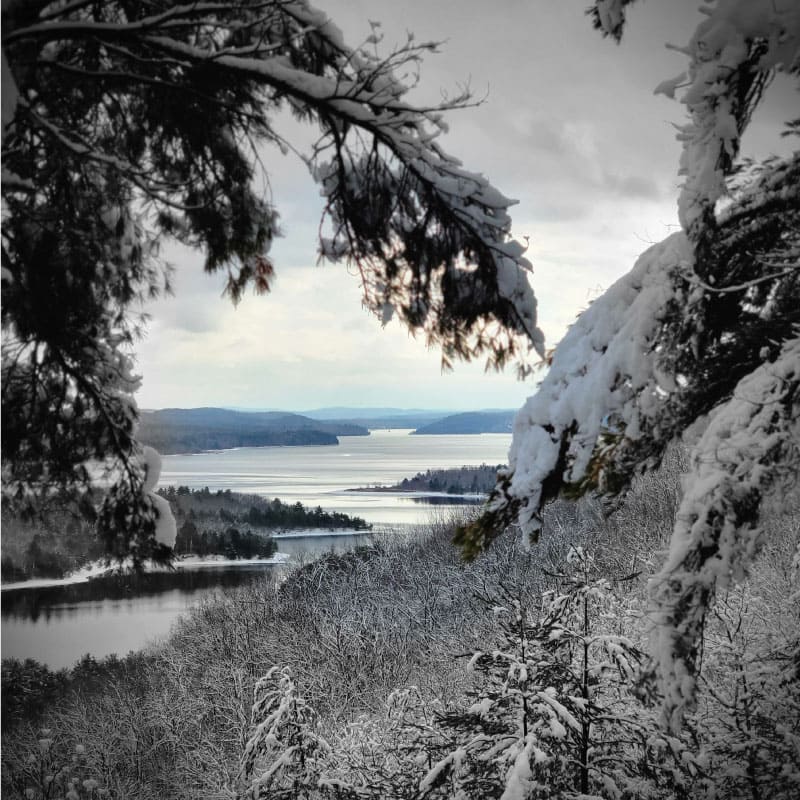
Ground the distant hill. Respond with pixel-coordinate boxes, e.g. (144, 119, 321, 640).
(300, 407, 453, 430)
(138, 408, 369, 455)
(412, 411, 516, 435)
(301, 406, 450, 419)
(324, 414, 450, 430)
(351, 464, 503, 495)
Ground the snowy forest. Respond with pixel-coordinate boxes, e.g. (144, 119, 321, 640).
(3, 461, 799, 798)
(1, 0, 799, 798)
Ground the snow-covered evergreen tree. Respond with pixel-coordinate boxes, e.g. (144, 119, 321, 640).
(463, 0, 799, 725)
(417, 549, 696, 799)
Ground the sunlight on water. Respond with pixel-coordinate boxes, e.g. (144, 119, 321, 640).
(160, 429, 510, 525)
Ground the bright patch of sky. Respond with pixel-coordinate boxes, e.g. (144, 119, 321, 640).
(134, 0, 795, 412)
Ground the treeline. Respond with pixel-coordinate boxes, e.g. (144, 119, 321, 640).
(139, 425, 339, 454)
(173, 519, 276, 560)
(160, 486, 372, 532)
(0, 515, 103, 583)
(0, 488, 369, 583)
(1, 654, 152, 734)
(356, 464, 502, 495)
(243, 501, 368, 530)
(137, 408, 369, 454)
(396, 463, 501, 494)
(3, 451, 798, 798)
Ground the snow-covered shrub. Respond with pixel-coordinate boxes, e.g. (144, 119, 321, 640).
(690, 588, 800, 800)
(238, 666, 332, 799)
(2, 732, 109, 800)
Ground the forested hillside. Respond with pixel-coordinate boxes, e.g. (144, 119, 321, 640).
(0, 513, 103, 583)
(1, 488, 369, 582)
(301, 408, 452, 430)
(162, 486, 372, 543)
(4, 454, 798, 798)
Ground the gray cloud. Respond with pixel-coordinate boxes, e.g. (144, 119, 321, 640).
(135, 0, 788, 410)
(602, 172, 664, 201)
(167, 306, 221, 335)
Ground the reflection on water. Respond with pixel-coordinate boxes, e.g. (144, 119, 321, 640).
(1, 532, 375, 668)
(1, 566, 277, 623)
(403, 495, 483, 506)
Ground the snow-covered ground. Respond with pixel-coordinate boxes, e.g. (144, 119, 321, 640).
(0, 552, 291, 592)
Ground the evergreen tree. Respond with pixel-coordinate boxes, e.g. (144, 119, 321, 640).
(690, 588, 800, 800)
(175, 519, 198, 555)
(418, 549, 696, 798)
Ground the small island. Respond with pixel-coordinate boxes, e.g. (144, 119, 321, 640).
(350, 464, 502, 496)
(162, 486, 371, 554)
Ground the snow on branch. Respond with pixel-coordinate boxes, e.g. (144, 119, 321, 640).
(239, 665, 330, 798)
(587, 0, 639, 43)
(651, 333, 800, 728)
(142, 21, 542, 367)
(460, 232, 691, 556)
(465, 1, 800, 722)
(2, 0, 540, 557)
(465, 146, 798, 716)
(656, 0, 800, 235)
(4, 0, 541, 371)
(591, 0, 800, 234)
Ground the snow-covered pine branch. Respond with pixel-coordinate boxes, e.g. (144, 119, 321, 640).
(651, 333, 800, 725)
(2, 0, 540, 364)
(463, 0, 800, 724)
(1, 0, 539, 558)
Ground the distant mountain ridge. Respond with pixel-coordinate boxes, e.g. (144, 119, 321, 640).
(138, 408, 369, 455)
(137, 407, 517, 452)
(228, 406, 456, 430)
(319, 413, 450, 430)
(412, 410, 516, 435)
(300, 407, 453, 420)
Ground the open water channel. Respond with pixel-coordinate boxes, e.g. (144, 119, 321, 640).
(1, 430, 511, 668)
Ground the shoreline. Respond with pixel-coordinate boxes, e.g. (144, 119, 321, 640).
(0, 527, 382, 593)
(345, 487, 486, 498)
(0, 552, 292, 592)
(151, 430, 375, 457)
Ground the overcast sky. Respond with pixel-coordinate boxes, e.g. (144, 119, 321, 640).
(133, 0, 796, 413)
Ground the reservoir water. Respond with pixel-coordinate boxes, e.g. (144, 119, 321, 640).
(2, 430, 511, 668)
(159, 428, 511, 525)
